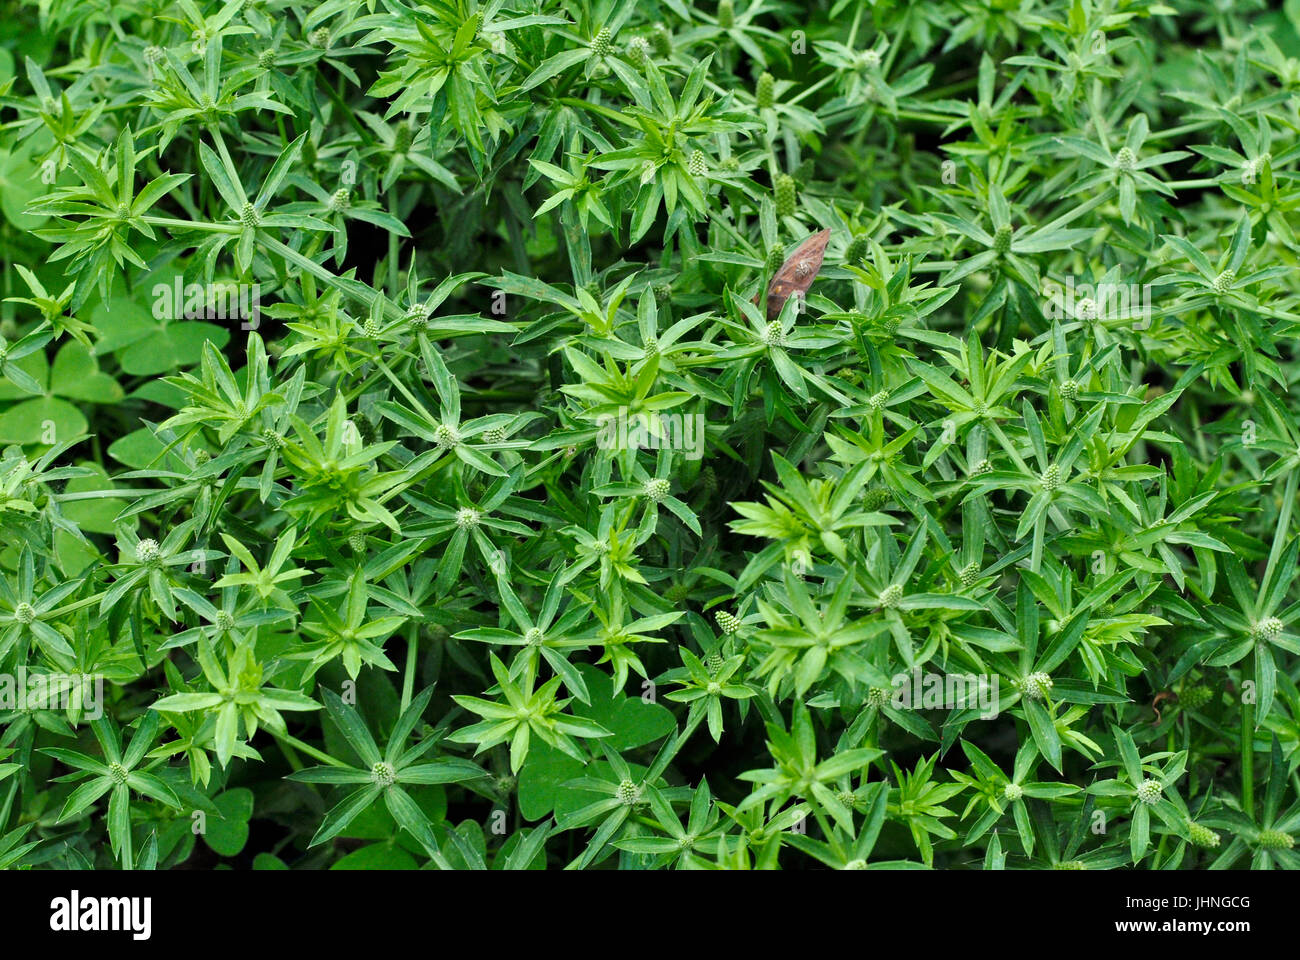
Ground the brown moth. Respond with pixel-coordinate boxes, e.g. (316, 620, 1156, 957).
(755, 227, 831, 321)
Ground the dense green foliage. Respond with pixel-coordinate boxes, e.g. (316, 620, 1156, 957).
(1, 0, 1300, 870)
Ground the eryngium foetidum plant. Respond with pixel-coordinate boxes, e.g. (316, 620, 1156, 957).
(0, 0, 1298, 870)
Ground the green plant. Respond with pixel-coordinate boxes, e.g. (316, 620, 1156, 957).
(1, 0, 1299, 873)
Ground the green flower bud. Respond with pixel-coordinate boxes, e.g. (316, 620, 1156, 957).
(1136, 778, 1163, 805)
(643, 478, 671, 502)
(1021, 671, 1053, 701)
(879, 583, 904, 608)
(756, 72, 775, 109)
(434, 423, 460, 449)
(717, 0, 734, 28)
(1257, 829, 1294, 850)
(590, 26, 612, 58)
(993, 224, 1013, 254)
(688, 149, 707, 177)
(136, 538, 162, 565)
(626, 36, 650, 67)
(774, 173, 796, 218)
(844, 234, 870, 264)
(1187, 821, 1220, 848)
(862, 488, 890, 510)
(650, 24, 672, 57)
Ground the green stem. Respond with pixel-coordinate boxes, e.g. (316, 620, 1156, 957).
(277, 733, 346, 767)
(400, 623, 418, 715)
(1242, 644, 1255, 819)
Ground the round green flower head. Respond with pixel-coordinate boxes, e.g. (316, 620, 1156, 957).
(455, 507, 480, 528)
(1041, 463, 1062, 491)
(993, 224, 1013, 254)
(879, 583, 904, 608)
(1180, 684, 1213, 710)
(626, 36, 650, 67)
(136, 538, 162, 566)
(1136, 778, 1163, 805)
(394, 121, 415, 152)
(717, 0, 734, 28)
(959, 561, 981, 587)
(616, 779, 641, 805)
(1212, 269, 1235, 294)
(215, 610, 235, 632)
(1251, 617, 1283, 642)
(484, 425, 507, 444)
(1114, 146, 1136, 172)
(330, 188, 351, 212)
(1003, 783, 1023, 802)
(688, 149, 707, 178)
(844, 234, 871, 264)
(756, 72, 775, 109)
(761, 320, 786, 346)
(705, 652, 724, 674)
(14, 602, 35, 625)
(308, 27, 331, 48)
(240, 201, 260, 228)
(590, 26, 612, 57)
(371, 762, 396, 787)
(863, 488, 890, 510)
(434, 423, 460, 449)
(715, 610, 742, 635)
(1021, 671, 1053, 700)
(1059, 379, 1080, 401)
(643, 478, 671, 502)
(257, 48, 276, 69)
(766, 245, 786, 273)
(867, 686, 890, 708)
(109, 762, 129, 784)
